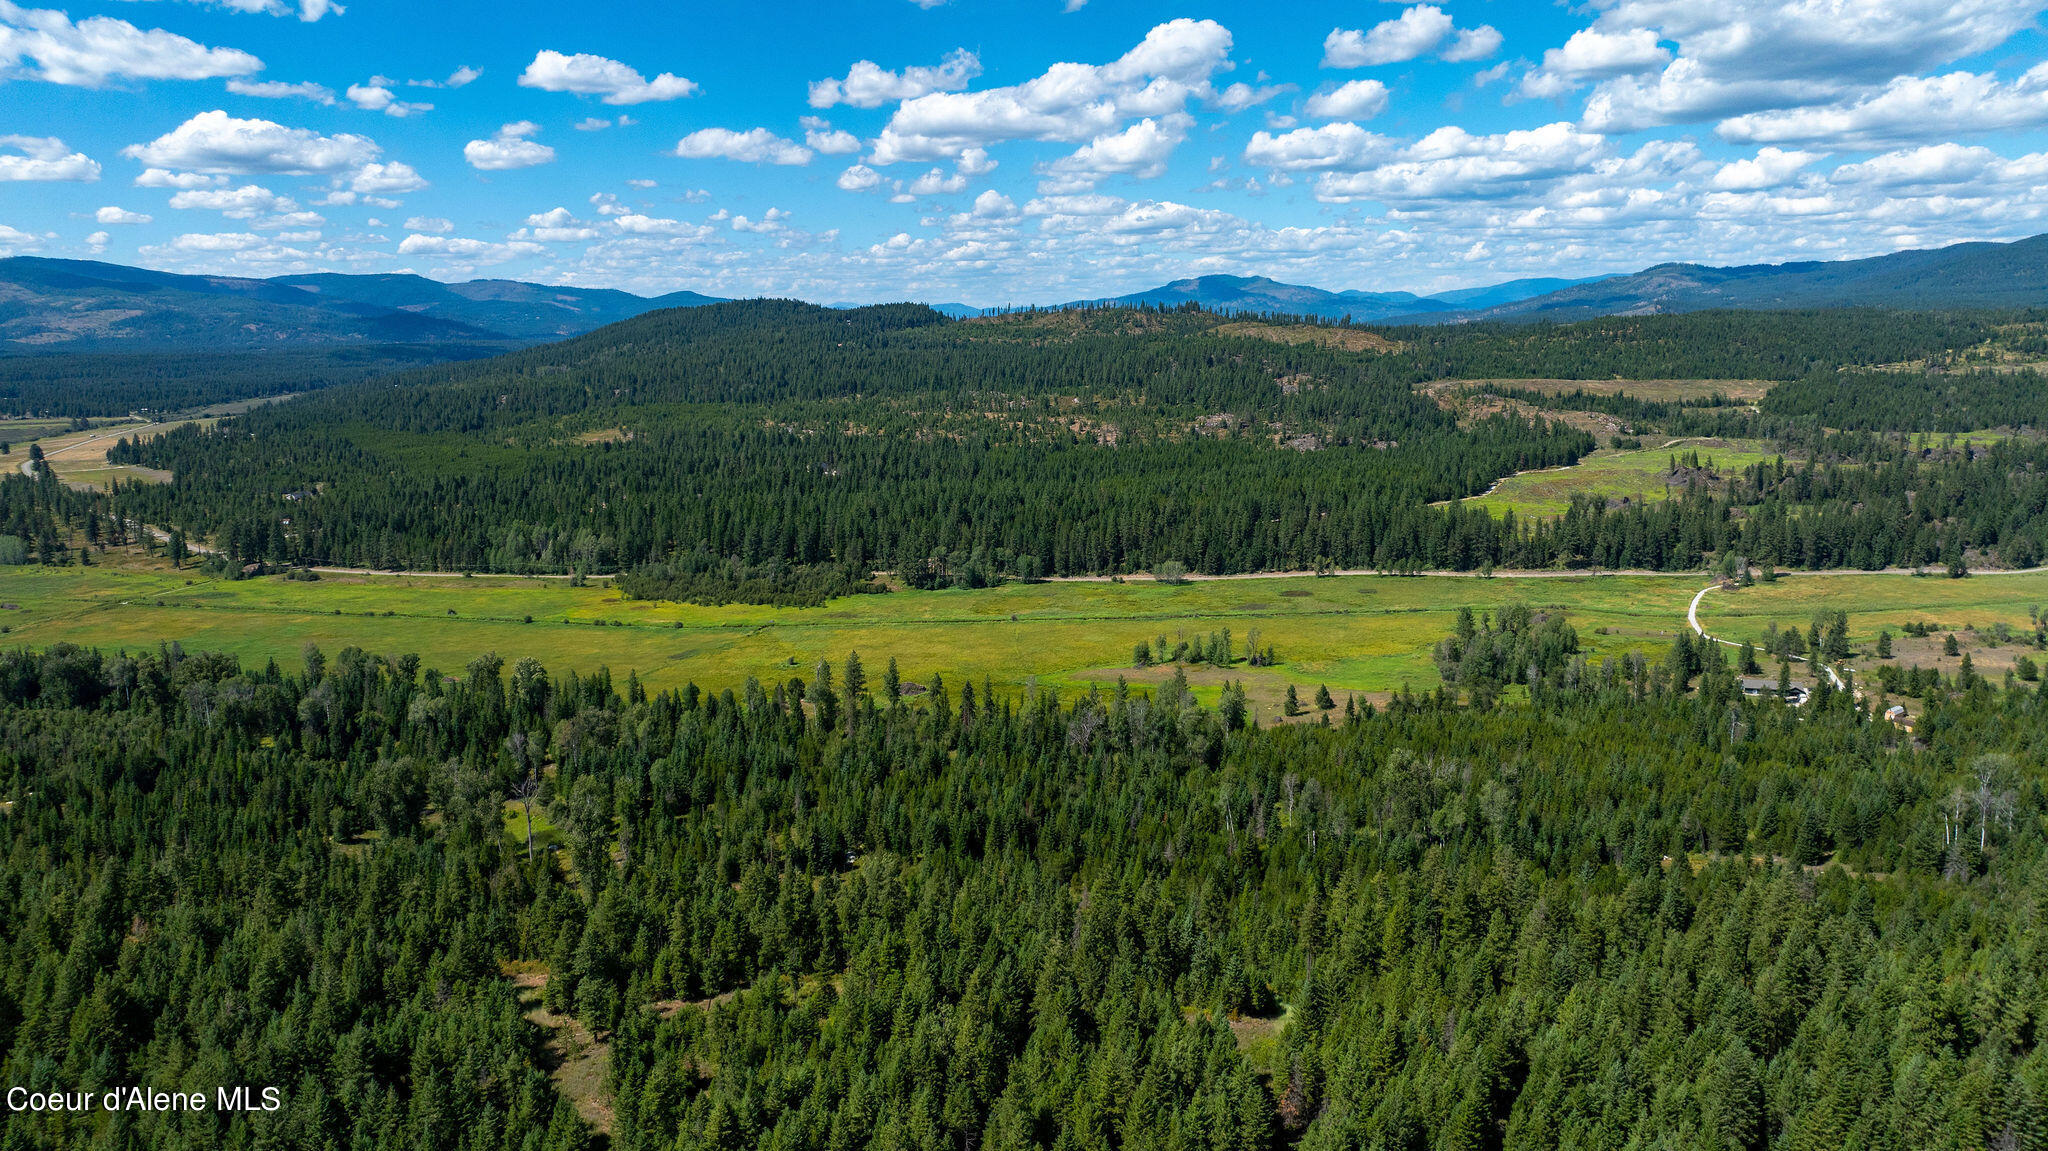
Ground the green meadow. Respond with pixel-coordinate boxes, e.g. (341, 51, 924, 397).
(0, 561, 1712, 718)
(1693, 570, 2048, 643)
(1464, 438, 1784, 520)
(8, 557, 2041, 718)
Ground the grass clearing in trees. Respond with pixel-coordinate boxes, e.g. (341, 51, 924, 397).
(5, 557, 1708, 720)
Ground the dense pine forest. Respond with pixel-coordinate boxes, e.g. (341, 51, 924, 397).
(1, 632, 2043, 1150)
(51, 301, 2042, 590)
(0, 347, 504, 419)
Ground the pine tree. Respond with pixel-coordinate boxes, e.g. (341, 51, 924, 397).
(1705, 1040, 1762, 1150)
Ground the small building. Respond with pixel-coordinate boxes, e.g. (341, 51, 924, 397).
(1741, 678, 1810, 706)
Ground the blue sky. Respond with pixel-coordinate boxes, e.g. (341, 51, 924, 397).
(4, 0, 2048, 304)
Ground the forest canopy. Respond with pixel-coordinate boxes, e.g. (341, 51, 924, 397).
(0, 633, 2043, 1151)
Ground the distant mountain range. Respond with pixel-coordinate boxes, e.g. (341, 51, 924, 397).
(0, 257, 725, 349)
(6, 233, 2046, 354)
(1032, 273, 1614, 322)
(1440, 234, 2048, 321)
(930, 234, 2048, 324)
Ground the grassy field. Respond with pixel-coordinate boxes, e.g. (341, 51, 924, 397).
(1693, 571, 2048, 680)
(0, 555, 1717, 720)
(1434, 378, 1777, 403)
(1464, 438, 1784, 520)
(8, 552, 2041, 719)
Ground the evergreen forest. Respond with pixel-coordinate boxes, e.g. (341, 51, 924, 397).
(0, 633, 2044, 1150)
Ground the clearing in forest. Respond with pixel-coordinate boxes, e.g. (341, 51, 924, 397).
(1461, 438, 1783, 520)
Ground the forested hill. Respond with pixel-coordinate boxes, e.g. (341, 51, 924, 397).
(1, 637, 2044, 1150)
(107, 300, 1590, 578)
(1444, 233, 2048, 322)
(90, 302, 2048, 581)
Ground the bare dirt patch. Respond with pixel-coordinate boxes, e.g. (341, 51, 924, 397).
(1431, 377, 1775, 403)
(505, 967, 614, 1136)
(1213, 322, 1400, 353)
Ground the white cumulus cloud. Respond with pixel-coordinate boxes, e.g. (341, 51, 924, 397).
(124, 111, 378, 174)
(169, 183, 296, 217)
(1323, 5, 1454, 68)
(464, 122, 555, 170)
(0, 1, 260, 86)
(870, 19, 1234, 166)
(346, 80, 430, 117)
(0, 134, 99, 180)
(809, 49, 980, 109)
(226, 78, 335, 103)
(518, 50, 697, 104)
(1717, 66, 2048, 148)
(1710, 147, 1818, 189)
(674, 127, 812, 165)
(1304, 80, 1389, 121)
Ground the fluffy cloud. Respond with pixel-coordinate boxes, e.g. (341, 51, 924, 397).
(1303, 80, 1389, 121)
(801, 118, 862, 155)
(226, 78, 336, 103)
(1310, 122, 1612, 203)
(1042, 115, 1189, 191)
(0, 2, 261, 85)
(168, 183, 297, 217)
(1243, 122, 1392, 171)
(1717, 66, 2048, 148)
(509, 206, 600, 242)
(95, 205, 150, 223)
(134, 167, 221, 188)
(1442, 25, 1503, 64)
(1519, 28, 1671, 99)
(1709, 147, 1817, 190)
(396, 234, 546, 264)
(837, 163, 882, 191)
(612, 213, 708, 237)
(1212, 82, 1287, 112)
(134, 0, 343, 19)
(870, 19, 1233, 166)
(726, 207, 790, 233)
(1322, 5, 1454, 68)
(464, 122, 555, 170)
(0, 134, 99, 181)
(124, 111, 378, 174)
(346, 80, 431, 117)
(810, 49, 980, 109)
(518, 50, 697, 105)
(674, 127, 812, 165)
(1570, 0, 2039, 133)
(348, 161, 426, 193)
(1830, 142, 2048, 189)
(0, 223, 47, 252)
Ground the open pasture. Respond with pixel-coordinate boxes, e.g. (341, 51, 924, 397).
(1691, 569, 2048, 679)
(0, 560, 1704, 720)
(1463, 438, 1783, 519)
